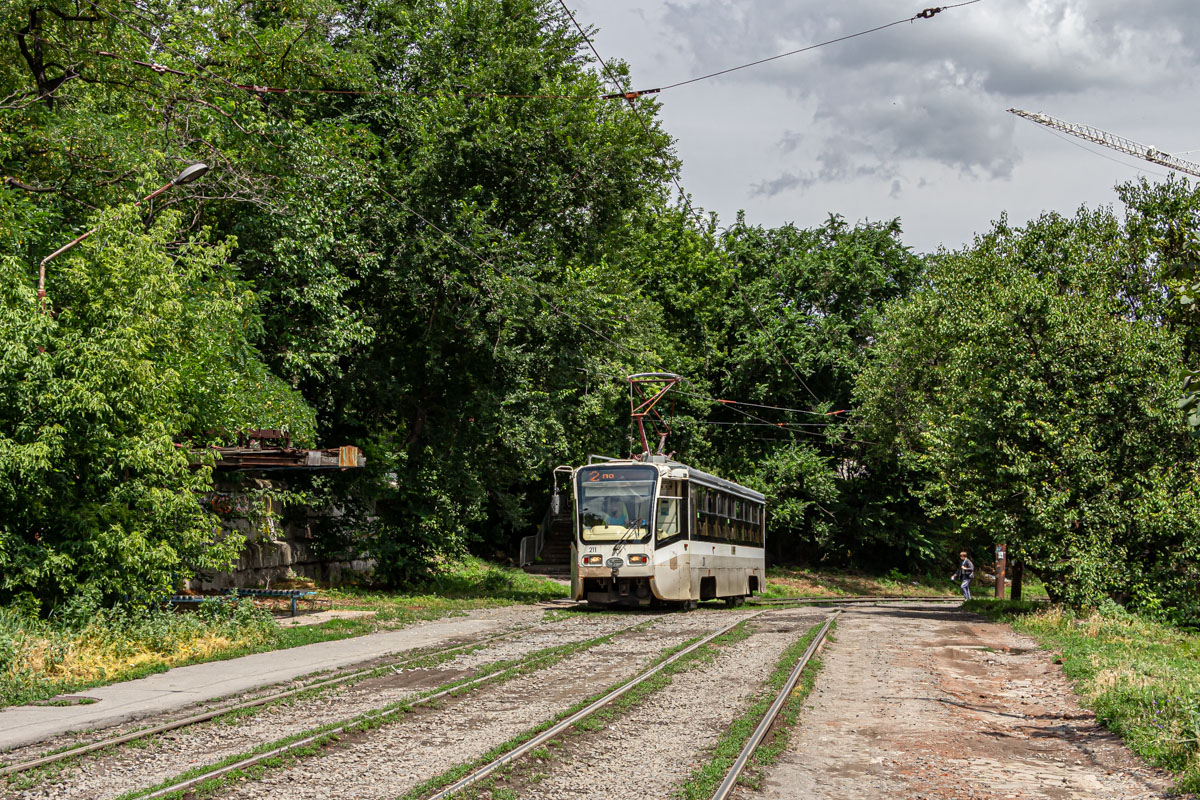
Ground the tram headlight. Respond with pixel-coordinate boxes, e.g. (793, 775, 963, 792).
(582, 554, 602, 565)
(627, 554, 648, 565)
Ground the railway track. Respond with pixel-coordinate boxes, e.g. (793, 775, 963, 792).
(0, 625, 548, 780)
(2, 615, 658, 784)
(748, 594, 962, 605)
(418, 610, 838, 800)
(711, 611, 837, 800)
(3, 600, 920, 799)
(423, 612, 763, 800)
(132, 617, 659, 800)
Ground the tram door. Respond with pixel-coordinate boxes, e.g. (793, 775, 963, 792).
(655, 479, 688, 545)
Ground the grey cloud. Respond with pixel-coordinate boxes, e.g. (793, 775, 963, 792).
(778, 130, 805, 154)
(751, 171, 811, 197)
(660, 0, 1196, 182)
(751, 140, 901, 198)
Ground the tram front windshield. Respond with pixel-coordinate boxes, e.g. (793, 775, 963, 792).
(576, 466, 656, 543)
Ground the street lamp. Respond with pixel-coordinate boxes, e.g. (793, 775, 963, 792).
(37, 162, 210, 304)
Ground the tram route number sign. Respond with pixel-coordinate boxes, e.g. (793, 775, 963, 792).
(606, 557, 624, 569)
(587, 471, 617, 481)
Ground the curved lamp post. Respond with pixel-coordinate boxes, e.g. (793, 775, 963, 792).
(37, 162, 210, 304)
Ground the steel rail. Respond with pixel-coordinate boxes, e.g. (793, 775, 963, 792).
(748, 595, 963, 606)
(425, 611, 762, 800)
(0, 624, 540, 778)
(711, 611, 839, 800)
(128, 618, 653, 800)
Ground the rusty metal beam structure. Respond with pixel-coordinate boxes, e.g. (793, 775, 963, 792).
(628, 372, 681, 456)
(211, 445, 364, 471)
(199, 430, 365, 472)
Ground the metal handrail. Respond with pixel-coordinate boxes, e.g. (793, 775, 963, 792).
(519, 506, 553, 567)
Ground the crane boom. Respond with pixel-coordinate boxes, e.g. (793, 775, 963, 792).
(1008, 108, 1200, 179)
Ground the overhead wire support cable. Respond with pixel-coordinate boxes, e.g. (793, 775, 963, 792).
(655, 1, 982, 93)
(50, 2, 979, 108)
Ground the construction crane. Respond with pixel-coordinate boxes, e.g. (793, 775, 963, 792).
(1008, 108, 1200, 179)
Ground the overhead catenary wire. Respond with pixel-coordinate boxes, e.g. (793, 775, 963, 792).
(15, 2, 979, 106)
(674, 389, 849, 418)
(679, 419, 878, 446)
(552, 1, 980, 408)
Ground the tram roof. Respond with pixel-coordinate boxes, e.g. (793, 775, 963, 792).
(581, 455, 765, 503)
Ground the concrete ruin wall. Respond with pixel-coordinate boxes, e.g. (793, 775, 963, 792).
(184, 481, 374, 590)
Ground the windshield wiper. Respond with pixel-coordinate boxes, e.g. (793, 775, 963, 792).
(611, 519, 646, 555)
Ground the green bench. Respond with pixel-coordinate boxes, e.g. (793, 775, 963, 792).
(169, 589, 328, 617)
(227, 588, 326, 617)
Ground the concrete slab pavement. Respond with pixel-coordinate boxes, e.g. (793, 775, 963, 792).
(0, 615, 502, 753)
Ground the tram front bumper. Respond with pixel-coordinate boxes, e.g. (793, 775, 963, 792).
(578, 565, 653, 579)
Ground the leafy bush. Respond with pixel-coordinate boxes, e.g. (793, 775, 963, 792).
(0, 206, 314, 611)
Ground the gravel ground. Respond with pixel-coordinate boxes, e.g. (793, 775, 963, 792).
(217, 609, 758, 800)
(0, 604, 552, 770)
(514, 608, 828, 800)
(0, 607, 642, 800)
(739, 603, 1173, 800)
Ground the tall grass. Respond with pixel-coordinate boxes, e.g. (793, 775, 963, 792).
(0, 599, 277, 708)
(0, 556, 568, 708)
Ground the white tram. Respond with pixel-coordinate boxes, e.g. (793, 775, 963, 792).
(568, 454, 766, 607)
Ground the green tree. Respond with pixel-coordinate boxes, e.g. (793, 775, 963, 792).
(635, 213, 924, 566)
(0, 204, 313, 610)
(855, 207, 1200, 609)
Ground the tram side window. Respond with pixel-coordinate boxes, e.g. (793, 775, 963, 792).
(717, 494, 725, 541)
(657, 479, 685, 544)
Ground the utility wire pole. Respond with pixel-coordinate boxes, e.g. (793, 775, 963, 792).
(1008, 108, 1200, 179)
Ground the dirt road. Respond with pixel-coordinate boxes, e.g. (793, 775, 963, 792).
(743, 603, 1171, 800)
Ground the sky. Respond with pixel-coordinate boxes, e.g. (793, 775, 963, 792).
(568, 0, 1200, 254)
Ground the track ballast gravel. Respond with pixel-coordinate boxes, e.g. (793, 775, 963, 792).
(0, 609, 639, 800)
(515, 608, 827, 800)
(218, 609, 758, 800)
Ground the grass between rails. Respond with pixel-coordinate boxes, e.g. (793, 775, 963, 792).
(674, 619, 830, 798)
(0, 557, 566, 709)
(406, 621, 755, 800)
(965, 598, 1200, 793)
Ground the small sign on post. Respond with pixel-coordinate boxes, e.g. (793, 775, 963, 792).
(995, 542, 1007, 599)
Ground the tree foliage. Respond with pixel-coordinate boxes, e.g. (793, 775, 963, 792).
(0, 204, 311, 610)
(855, 201, 1200, 612)
(6, 0, 1200, 613)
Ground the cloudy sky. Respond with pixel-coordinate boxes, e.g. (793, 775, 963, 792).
(569, 0, 1200, 253)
